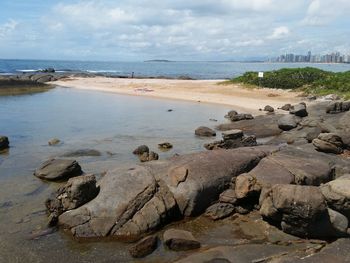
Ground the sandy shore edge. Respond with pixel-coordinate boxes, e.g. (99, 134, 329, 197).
(51, 77, 303, 114)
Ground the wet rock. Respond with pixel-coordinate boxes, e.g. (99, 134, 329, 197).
(0, 136, 9, 150)
(139, 151, 159, 162)
(219, 189, 237, 204)
(313, 133, 344, 154)
(195, 126, 216, 137)
(129, 235, 158, 258)
(290, 103, 308, 117)
(321, 175, 350, 219)
(158, 142, 173, 150)
(225, 110, 238, 119)
(259, 184, 342, 238)
(264, 105, 274, 112)
(61, 149, 101, 157)
(163, 229, 200, 251)
(280, 104, 292, 111)
(34, 159, 83, 181)
(326, 101, 350, 114)
(48, 138, 61, 146)
(133, 145, 149, 155)
(278, 115, 299, 131)
(205, 203, 235, 220)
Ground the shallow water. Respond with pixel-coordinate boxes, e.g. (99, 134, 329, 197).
(0, 87, 234, 262)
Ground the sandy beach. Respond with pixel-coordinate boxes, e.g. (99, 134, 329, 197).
(52, 77, 303, 114)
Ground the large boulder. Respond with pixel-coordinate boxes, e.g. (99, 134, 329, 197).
(34, 159, 83, 181)
(57, 147, 274, 239)
(260, 184, 347, 238)
(195, 126, 216, 137)
(0, 136, 9, 150)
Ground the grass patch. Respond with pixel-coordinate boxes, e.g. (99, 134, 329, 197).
(223, 67, 350, 99)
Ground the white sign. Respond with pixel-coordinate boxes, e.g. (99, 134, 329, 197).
(258, 72, 264, 78)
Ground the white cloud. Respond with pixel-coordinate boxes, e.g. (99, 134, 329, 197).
(0, 19, 18, 38)
(267, 26, 290, 40)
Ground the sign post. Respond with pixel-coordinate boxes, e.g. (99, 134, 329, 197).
(258, 72, 264, 87)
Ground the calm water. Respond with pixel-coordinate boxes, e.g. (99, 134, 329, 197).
(0, 87, 234, 262)
(1, 59, 350, 79)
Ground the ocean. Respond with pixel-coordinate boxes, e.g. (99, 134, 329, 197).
(0, 59, 349, 79)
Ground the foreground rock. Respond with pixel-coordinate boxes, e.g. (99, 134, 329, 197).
(34, 159, 83, 181)
(129, 235, 158, 258)
(260, 184, 348, 238)
(0, 136, 9, 150)
(57, 147, 273, 239)
(45, 174, 99, 226)
(195, 126, 216, 137)
(163, 229, 200, 251)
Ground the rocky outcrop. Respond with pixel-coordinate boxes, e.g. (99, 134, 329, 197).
(163, 229, 200, 251)
(313, 133, 344, 154)
(204, 129, 257, 150)
(195, 126, 216, 137)
(34, 159, 83, 181)
(57, 147, 273, 239)
(0, 136, 9, 150)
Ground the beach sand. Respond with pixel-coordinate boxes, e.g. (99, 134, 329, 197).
(52, 77, 303, 114)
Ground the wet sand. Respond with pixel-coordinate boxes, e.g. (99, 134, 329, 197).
(52, 77, 303, 114)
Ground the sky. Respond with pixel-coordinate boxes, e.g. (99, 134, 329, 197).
(0, 0, 349, 61)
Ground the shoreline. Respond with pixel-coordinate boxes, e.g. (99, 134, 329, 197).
(51, 77, 303, 114)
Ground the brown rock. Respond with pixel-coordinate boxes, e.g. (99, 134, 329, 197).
(163, 229, 200, 251)
(129, 235, 158, 258)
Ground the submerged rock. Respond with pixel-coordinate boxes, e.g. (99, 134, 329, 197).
(48, 138, 61, 146)
(61, 149, 101, 157)
(0, 136, 9, 150)
(158, 142, 173, 150)
(163, 229, 200, 251)
(129, 235, 158, 258)
(133, 145, 149, 155)
(195, 126, 216, 137)
(34, 159, 83, 181)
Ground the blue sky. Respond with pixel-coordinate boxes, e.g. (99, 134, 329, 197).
(0, 0, 349, 61)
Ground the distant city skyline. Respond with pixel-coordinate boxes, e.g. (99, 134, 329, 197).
(270, 51, 350, 63)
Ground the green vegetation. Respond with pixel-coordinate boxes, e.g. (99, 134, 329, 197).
(223, 67, 350, 99)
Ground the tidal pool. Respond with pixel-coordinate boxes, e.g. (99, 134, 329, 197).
(0, 87, 235, 262)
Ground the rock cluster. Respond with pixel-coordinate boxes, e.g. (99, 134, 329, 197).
(313, 133, 345, 154)
(204, 129, 257, 150)
(326, 101, 350, 114)
(225, 110, 254, 122)
(133, 145, 159, 162)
